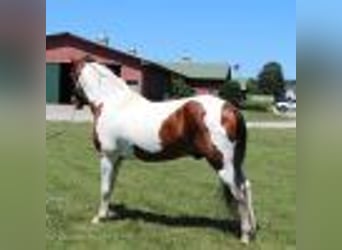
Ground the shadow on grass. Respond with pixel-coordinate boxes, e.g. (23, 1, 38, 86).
(109, 203, 241, 237)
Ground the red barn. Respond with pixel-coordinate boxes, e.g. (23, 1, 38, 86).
(163, 61, 231, 95)
(46, 32, 231, 104)
(46, 32, 171, 103)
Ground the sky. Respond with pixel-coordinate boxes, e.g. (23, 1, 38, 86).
(46, 0, 296, 79)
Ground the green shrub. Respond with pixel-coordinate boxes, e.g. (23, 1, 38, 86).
(167, 77, 195, 98)
(246, 78, 262, 95)
(242, 98, 270, 112)
(218, 80, 243, 106)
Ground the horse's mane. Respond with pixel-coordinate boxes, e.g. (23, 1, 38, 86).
(89, 62, 130, 92)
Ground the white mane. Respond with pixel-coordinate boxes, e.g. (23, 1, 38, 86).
(90, 63, 130, 92)
(79, 62, 141, 106)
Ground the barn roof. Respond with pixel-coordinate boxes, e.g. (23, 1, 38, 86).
(46, 32, 230, 80)
(162, 62, 230, 80)
(46, 32, 179, 74)
(46, 32, 143, 61)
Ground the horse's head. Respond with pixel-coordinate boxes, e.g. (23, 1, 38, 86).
(70, 55, 93, 109)
(70, 56, 133, 109)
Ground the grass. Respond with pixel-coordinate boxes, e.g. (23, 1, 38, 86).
(46, 122, 296, 250)
(242, 110, 295, 121)
(242, 94, 295, 121)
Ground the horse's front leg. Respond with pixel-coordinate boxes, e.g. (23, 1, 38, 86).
(92, 152, 121, 224)
(218, 165, 257, 244)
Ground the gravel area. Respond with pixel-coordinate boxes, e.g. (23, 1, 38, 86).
(46, 105, 92, 122)
(46, 105, 296, 128)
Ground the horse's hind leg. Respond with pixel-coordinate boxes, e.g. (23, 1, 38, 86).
(92, 152, 122, 224)
(243, 179, 257, 235)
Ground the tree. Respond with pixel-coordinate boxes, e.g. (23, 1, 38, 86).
(257, 62, 285, 100)
(167, 77, 195, 98)
(246, 78, 262, 95)
(218, 80, 243, 106)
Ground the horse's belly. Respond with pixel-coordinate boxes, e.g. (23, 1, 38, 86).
(133, 144, 188, 162)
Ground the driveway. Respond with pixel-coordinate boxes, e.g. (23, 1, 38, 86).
(46, 105, 92, 122)
(46, 105, 296, 128)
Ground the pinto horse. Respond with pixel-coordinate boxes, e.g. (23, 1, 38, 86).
(70, 57, 257, 244)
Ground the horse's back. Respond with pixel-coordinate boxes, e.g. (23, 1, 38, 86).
(98, 94, 230, 155)
(100, 97, 191, 152)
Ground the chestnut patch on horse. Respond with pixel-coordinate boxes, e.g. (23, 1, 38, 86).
(221, 102, 239, 141)
(133, 101, 224, 170)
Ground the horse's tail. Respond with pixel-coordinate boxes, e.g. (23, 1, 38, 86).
(233, 109, 247, 186)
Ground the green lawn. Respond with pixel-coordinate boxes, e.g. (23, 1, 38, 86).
(46, 122, 296, 250)
(242, 110, 294, 121)
(242, 94, 296, 121)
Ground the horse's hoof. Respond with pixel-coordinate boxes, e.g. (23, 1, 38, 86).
(91, 215, 102, 224)
(240, 234, 250, 245)
(91, 210, 117, 224)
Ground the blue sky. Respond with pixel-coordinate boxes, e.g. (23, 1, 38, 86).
(46, 0, 296, 79)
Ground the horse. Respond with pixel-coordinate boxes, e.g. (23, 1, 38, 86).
(70, 57, 257, 244)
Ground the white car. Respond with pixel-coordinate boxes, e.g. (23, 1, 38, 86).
(275, 99, 296, 113)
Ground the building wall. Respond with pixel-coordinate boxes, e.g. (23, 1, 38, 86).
(46, 36, 143, 83)
(46, 36, 145, 103)
(142, 65, 170, 101)
(46, 34, 229, 103)
(187, 79, 224, 95)
(121, 65, 143, 93)
(46, 47, 142, 80)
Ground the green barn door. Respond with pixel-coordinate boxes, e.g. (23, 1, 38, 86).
(46, 63, 61, 103)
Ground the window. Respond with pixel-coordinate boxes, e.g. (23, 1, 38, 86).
(126, 80, 139, 86)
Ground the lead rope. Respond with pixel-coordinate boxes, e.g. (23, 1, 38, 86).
(46, 105, 78, 140)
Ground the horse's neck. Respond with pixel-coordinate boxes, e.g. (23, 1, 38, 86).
(83, 78, 147, 107)
(81, 63, 149, 106)
(82, 75, 121, 103)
